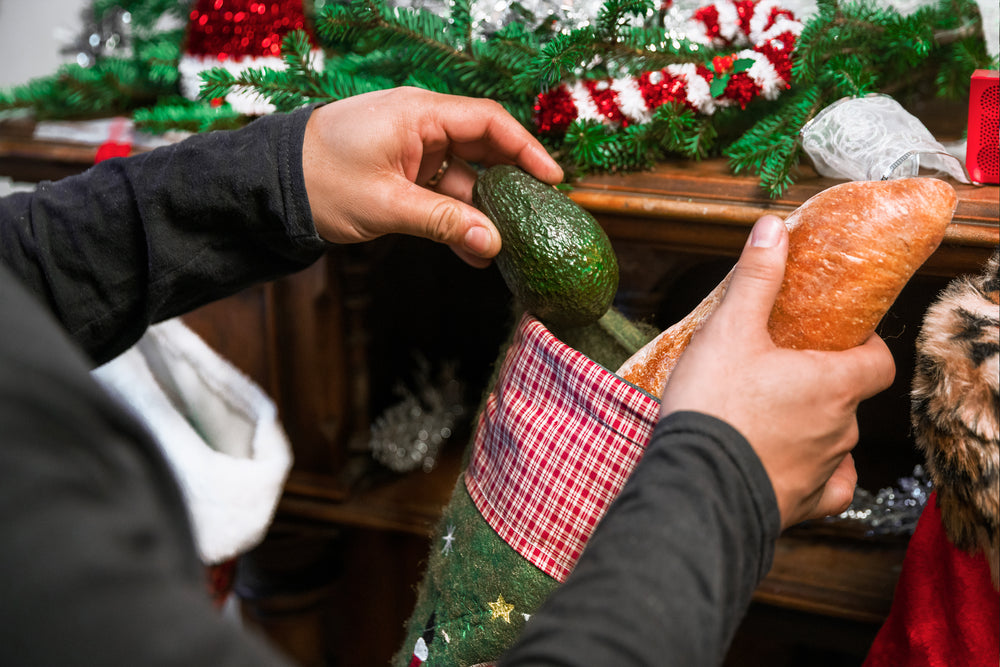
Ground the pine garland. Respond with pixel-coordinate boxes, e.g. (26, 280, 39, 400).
(725, 0, 993, 194)
(1, 0, 994, 196)
(0, 0, 189, 119)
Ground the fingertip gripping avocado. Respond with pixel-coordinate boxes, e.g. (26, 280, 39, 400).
(473, 165, 619, 328)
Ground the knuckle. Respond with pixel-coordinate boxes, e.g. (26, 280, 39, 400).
(736, 258, 782, 284)
(481, 97, 504, 114)
(426, 199, 463, 241)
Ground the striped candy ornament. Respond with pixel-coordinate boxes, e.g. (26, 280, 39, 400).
(534, 0, 802, 134)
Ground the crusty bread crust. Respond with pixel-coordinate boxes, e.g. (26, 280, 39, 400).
(617, 178, 958, 396)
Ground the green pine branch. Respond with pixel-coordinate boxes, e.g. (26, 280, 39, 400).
(594, 0, 655, 42)
(133, 98, 244, 133)
(726, 84, 823, 197)
(2, 0, 993, 197)
(520, 28, 597, 91)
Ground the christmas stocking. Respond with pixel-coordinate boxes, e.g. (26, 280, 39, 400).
(864, 251, 999, 666)
(863, 493, 999, 667)
(92, 318, 293, 606)
(395, 310, 660, 666)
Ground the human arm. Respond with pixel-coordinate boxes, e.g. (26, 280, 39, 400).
(0, 87, 563, 665)
(0, 87, 562, 364)
(0, 106, 323, 364)
(502, 216, 895, 665)
(0, 263, 295, 667)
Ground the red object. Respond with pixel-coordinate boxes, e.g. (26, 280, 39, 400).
(179, 0, 322, 114)
(864, 492, 1000, 667)
(185, 0, 315, 61)
(94, 117, 133, 164)
(206, 558, 238, 609)
(532, 0, 799, 135)
(966, 69, 999, 184)
(94, 142, 132, 163)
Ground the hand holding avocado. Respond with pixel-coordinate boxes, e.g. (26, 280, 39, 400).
(300, 87, 563, 269)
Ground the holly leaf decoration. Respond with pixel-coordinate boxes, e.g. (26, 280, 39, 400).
(710, 74, 729, 97)
(732, 58, 755, 73)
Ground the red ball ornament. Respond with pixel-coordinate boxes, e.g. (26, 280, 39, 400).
(186, 0, 315, 61)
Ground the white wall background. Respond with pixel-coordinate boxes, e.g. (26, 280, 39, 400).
(0, 0, 89, 88)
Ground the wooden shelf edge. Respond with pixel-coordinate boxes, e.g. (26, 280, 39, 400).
(277, 446, 465, 537)
(754, 533, 908, 625)
(277, 494, 443, 537)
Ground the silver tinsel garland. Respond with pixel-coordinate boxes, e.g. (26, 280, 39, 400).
(824, 465, 934, 537)
(60, 4, 135, 67)
(368, 357, 466, 473)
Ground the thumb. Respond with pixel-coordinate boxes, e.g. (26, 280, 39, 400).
(716, 215, 789, 331)
(393, 179, 501, 264)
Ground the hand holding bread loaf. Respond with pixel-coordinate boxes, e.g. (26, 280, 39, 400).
(617, 178, 958, 396)
(658, 213, 899, 527)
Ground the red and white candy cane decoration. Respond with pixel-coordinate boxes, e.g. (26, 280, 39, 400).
(534, 0, 802, 134)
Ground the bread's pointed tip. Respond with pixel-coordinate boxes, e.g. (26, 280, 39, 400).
(898, 176, 958, 214)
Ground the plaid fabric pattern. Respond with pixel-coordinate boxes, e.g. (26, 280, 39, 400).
(465, 314, 661, 582)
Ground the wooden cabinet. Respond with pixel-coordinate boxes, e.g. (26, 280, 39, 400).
(2, 118, 997, 666)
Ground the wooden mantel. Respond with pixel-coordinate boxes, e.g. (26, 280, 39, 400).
(3, 114, 996, 272)
(569, 158, 999, 275)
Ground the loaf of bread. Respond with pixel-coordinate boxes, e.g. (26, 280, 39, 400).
(617, 177, 958, 396)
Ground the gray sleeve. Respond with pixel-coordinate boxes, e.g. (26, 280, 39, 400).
(501, 410, 781, 666)
(0, 264, 295, 667)
(0, 105, 326, 365)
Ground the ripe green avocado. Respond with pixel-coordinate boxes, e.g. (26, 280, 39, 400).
(473, 165, 619, 328)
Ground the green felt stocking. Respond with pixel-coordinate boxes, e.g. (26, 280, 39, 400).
(393, 308, 656, 666)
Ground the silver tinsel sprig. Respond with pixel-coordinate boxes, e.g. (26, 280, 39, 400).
(60, 4, 135, 67)
(369, 357, 466, 473)
(824, 465, 934, 538)
(386, 0, 611, 38)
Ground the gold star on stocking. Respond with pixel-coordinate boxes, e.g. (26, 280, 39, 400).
(489, 595, 515, 624)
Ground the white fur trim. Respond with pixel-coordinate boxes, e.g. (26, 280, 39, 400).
(715, 1, 744, 45)
(93, 319, 293, 564)
(682, 17, 714, 46)
(754, 16, 803, 44)
(741, 49, 785, 98)
(749, 0, 780, 41)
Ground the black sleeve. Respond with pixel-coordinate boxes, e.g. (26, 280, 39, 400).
(0, 264, 294, 667)
(501, 411, 782, 667)
(0, 105, 326, 365)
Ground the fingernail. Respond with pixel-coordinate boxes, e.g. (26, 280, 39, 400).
(464, 226, 493, 256)
(749, 216, 784, 248)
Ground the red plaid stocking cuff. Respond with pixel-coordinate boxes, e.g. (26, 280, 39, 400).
(465, 314, 661, 582)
